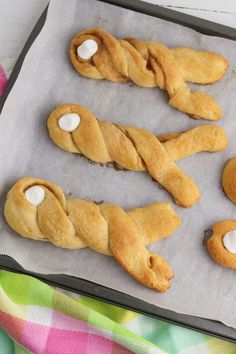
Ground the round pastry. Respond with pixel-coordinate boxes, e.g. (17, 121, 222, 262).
(222, 157, 236, 203)
(206, 220, 236, 268)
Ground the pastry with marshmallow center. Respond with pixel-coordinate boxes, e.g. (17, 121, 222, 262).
(206, 220, 236, 268)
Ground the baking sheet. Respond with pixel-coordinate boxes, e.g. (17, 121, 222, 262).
(1, 0, 236, 329)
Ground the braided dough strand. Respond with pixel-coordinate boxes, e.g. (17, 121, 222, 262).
(100, 203, 173, 292)
(171, 47, 228, 84)
(120, 125, 200, 207)
(48, 104, 227, 207)
(70, 28, 228, 120)
(4, 177, 181, 292)
(48, 104, 200, 207)
(158, 125, 227, 161)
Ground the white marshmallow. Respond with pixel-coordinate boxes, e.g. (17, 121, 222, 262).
(77, 39, 98, 60)
(223, 230, 236, 254)
(58, 113, 80, 132)
(25, 186, 45, 206)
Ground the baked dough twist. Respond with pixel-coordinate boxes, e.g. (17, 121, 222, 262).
(47, 104, 227, 207)
(48, 104, 200, 208)
(206, 221, 236, 269)
(70, 28, 228, 120)
(4, 177, 181, 292)
(222, 157, 236, 203)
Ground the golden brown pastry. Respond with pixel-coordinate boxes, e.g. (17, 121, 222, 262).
(171, 47, 228, 84)
(4, 177, 181, 292)
(47, 104, 227, 207)
(47, 104, 201, 208)
(206, 220, 236, 269)
(70, 28, 228, 120)
(222, 157, 236, 203)
(158, 125, 227, 161)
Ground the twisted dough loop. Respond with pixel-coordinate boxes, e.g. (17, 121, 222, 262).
(4, 177, 181, 292)
(48, 104, 202, 208)
(70, 28, 228, 120)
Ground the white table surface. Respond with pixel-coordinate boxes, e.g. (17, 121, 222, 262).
(0, 0, 236, 71)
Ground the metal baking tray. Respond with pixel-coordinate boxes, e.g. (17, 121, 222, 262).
(1, 0, 236, 344)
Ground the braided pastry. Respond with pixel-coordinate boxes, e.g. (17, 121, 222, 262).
(4, 177, 181, 292)
(70, 28, 228, 120)
(206, 220, 236, 269)
(47, 104, 227, 207)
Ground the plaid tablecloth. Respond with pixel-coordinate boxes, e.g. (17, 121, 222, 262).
(0, 270, 236, 354)
(1, 56, 236, 354)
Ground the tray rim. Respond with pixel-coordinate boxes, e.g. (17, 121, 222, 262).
(1, 0, 236, 344)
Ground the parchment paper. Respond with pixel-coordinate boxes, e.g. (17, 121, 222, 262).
(1, 0, 236, 328)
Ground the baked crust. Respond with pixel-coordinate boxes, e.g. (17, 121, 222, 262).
(70, 28, 228, 120)
(4, 177, 181, 292)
